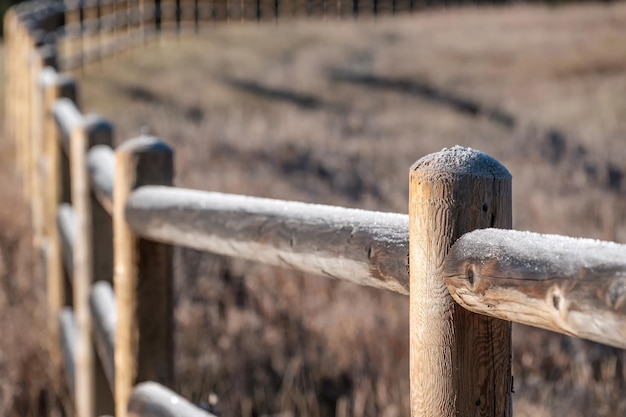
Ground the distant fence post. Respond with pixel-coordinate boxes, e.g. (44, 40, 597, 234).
(113, 136, 174, 417)
(4, 8, 16, 149)
(408, 146, 513, 417)
(30, 46, 57, 250)
(41, 68, 78, 368)
(69, 115, 115, 417)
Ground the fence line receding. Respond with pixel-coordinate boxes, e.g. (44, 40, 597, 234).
(4, 1, 626, 417)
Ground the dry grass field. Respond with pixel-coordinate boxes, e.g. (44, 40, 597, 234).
(2, 2, 626, 417)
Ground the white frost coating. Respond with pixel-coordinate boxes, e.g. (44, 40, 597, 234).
(457, 229, 626, 276)
(91, 281, 116, 340)
(40, 66, 73, 88)
(39, 66, 58, 86)
(90, 281, 116, 389)
(130, 382, 217, 417)
(129, 186, 408, 245)
(87, 145, 115, 211)
(57, 203, 75, 277)
(126, 186, 409, 293)
(59, 307, 77, 394)
(53, 97, 84, 143)
(413, 145, 511, 178)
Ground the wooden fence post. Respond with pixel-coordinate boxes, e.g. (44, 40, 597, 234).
(69, 115, 115, 417)
(4, 9, 16, 145)
(20, 33, 36, 196)
(30, 46, 57, 249)
(114, 136, 174, 417)
(408, 146, 512, 417)
(41, 68, 78, 368)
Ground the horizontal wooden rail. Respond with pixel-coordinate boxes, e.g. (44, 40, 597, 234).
(57, 203, 75, 277)
(444, 228, 626, 349)
(128, 382, 217, 417)
(87, 145, 115, 214)
(125, 186, 410, 294)
(91, 281, 116, 392)
(59, 307, 77, 397)
(53, 97, 83, 151)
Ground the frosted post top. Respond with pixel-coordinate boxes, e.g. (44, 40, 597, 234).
(412, 146, 511, 179)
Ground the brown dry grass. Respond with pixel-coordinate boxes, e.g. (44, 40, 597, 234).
(2, 2, 626, 416)
(0, 44, 71, 417)
(0, 114, 68, 416)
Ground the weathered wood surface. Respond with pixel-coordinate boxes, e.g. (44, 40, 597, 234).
(444, 228, 626, 349)
(125, 186, 410, 294)
(57, 203, 75, 277)
(59, 307, 77, 397)
(53, 97, 83, 152)
(70, 113, 115, 417)
(91, 281, 116, 392)
(409, 146, 512, 417)
(114, 136, 174, 417)
(29, 46, 56, 249)
(128, 382, 218, 417)
(87, 144, 115, 214)
(70, 114, 95, 417)
(41, 67, 77, 370)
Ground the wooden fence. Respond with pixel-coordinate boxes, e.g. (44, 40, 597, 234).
(4, 1, 626, 417)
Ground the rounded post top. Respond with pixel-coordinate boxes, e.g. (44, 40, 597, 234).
(411, 146, 511, 179)
(84, 114, 114, 133)
(116, 135, 173, 156)
(84, 114, 114, 147)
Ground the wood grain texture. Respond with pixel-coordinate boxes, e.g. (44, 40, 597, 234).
(409, 146, 512, 417)
(444, 228, 626, 349)
(125, 186, 410, 294)
(91, 281, 116, 392)
(114, 136, 174, 417)
(128, 382, 218, 417)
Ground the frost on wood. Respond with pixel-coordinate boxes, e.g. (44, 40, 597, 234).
(53, 98, 83, 146)
(444, 228, 626, 348)
(87, 145, 115, 213)
(125, 186, 410, 294)
(411, 146, 511, 179)
(90, 281, 116, 391)
(128, 382, 217, 417)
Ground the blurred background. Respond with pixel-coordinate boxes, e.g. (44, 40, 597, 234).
(1, 0, 626, 416)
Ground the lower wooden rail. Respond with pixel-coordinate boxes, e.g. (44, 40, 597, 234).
(90, 281, 117, 392)
(59, 307, 77, 396)
(57, 203, 75, 277)
(128, 382, 218, 417)
(87, 145, 115, 214)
